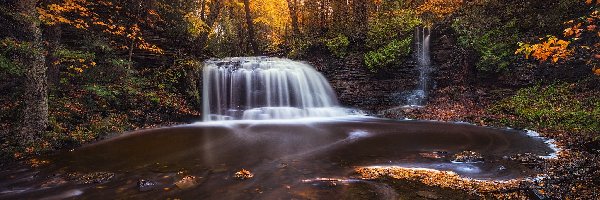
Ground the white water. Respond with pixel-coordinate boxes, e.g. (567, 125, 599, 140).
(405, 27, 432, 106)
(202, 57, 349, 121)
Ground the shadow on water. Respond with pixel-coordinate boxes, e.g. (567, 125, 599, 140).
(0, 117, 555, 199)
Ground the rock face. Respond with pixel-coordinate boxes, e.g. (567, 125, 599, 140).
(307, 51, 420, 113)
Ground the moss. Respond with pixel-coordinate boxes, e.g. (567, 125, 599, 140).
(491, 82, 600, 134)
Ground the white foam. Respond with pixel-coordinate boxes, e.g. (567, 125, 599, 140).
(348, 130, 370, 139)
(525, 129, 561, 159)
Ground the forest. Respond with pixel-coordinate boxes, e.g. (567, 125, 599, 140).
(1, 0, 599, 199)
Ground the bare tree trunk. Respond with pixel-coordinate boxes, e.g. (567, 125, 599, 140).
(243, 0, 259, 55)
(196, 0, 221, 55)
(17, 0, 48, 144)
(286, 0, 300, 37)
(44, 24, 61, 87)
(352, 0, 368, 40)
(200, 0, 206, 20)
(128, 37, 135, 70)
(331, 0, 349, 33)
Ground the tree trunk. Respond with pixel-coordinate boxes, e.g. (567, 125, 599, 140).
(200, 0, 206, 20)
(352, 0, 368, 40)
(44, 24, 61, 87)
(17, 0, 48, 144)
(285, 0, 300, 37)
(196, 0, 221, 56)
(243, 0, 259, 55)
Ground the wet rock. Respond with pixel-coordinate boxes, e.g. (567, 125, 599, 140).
(234, 169, 254, 180)
(137, 179, 159, 192)
(41, 176, 67, 188)
(497, 165, 507, 171)
(276, 163, 288, 169)
(509, 153, 543, 167)
(175, 175, 198, 189)
(68, 172, 114, 184)
(419, 151, 448, 159)
(416, 190, 440, 199)
(452, 151, 484, 163)
(527, 188, 549, 200)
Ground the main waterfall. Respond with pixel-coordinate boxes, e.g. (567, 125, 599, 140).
(202, 57, 349, 121)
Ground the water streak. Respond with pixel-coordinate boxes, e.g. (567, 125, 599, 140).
(405, 27, 432, 106)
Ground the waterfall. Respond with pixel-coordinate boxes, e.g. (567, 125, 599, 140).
(202, 57, 349, 121)
(405, 27, 432, 106)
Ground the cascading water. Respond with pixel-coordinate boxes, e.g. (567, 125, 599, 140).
(202, 57, 349, 121)
(405, 27, 432, 106)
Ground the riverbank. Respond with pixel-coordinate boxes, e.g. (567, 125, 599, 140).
(307, 25, 600, 199)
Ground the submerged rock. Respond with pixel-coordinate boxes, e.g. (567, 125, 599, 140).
(137, 179, 159, 192)
(175, 175, 198, 189)
(234, 169, 254, 180)
(509, 153, 543, 167)
(419, 151, 448, 159)
(452, 151, 484, 163)
(68, 172, 114, 184)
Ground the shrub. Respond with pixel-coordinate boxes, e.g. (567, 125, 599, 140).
(0, 54, 23, 76)
(326, 34, 350, 58)
(364, 38, 412, 72)
(367, 9, 421, 49)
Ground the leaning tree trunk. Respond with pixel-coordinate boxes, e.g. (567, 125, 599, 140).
(17, 0, 48, 144)
(243, 0, 259, 55)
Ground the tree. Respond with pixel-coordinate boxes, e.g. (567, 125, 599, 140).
(416, 0, 463, 25)
(12, 0, 49, 146)
(38, 0, 165, 64)
(352, 0, 369, 40)
(243, 0, 259, 55)
(286, 0, 301, 37)
(516, 0, 600, 75)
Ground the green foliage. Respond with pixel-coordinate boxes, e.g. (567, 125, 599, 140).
(362, 8, 419, 72)
(452, 0, 585, 72)
(326, 35, 350, 58)
(108, 58, 132, 68)
(84, 85, 118, 100)
(452, 18, 520, 71)
(0, 38, 42, 78)
(286, 38, 312, 58)
(367, 9, 421, 49)
(0, 54, 23, 76)
(493, 83, 600, 133)
(53, 48, 95, 60)
(184, 12, 208, 39)
(364, 38, 412, 71)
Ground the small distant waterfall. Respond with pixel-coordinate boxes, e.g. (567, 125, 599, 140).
(202, 57, 349, 121)
(405, 27, 432, 106)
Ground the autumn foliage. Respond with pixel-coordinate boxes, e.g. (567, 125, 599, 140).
(516, 36, 574, 63)
(516, 0, 600, 75)
(416, 0, 463, 23)
(38, 0, 164, 56)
